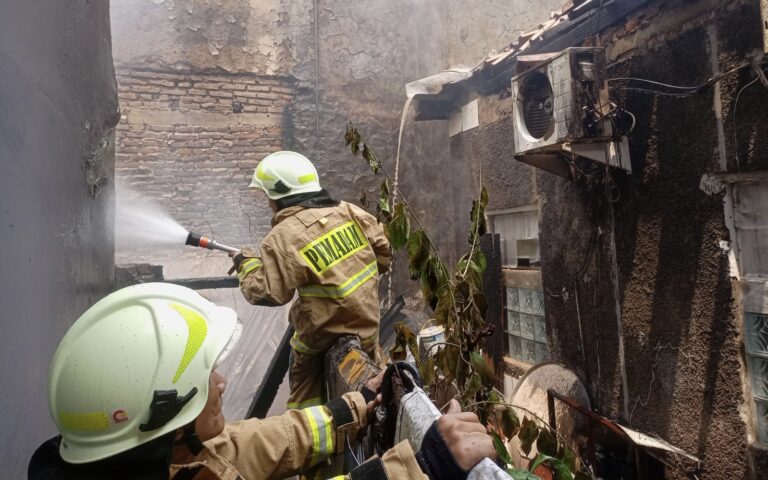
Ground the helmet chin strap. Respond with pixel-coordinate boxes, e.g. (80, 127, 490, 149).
(176, 421, 204, 456)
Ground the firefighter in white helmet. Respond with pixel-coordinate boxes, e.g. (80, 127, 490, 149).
(236, 151, 392, 409)
(28, 283, 495, 480)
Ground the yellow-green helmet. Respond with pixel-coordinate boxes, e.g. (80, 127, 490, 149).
(48, 283, 241, 464)
(249, 150, 322, 199)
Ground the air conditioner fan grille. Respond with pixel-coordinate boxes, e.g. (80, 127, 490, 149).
(521, 73, 554, 140)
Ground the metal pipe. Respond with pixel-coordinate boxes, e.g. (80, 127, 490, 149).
(185, 232, 240, 254)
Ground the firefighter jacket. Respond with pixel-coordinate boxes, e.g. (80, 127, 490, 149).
(238, 201, 392, 355)
(168, 391, 428, 480)
(28, 392, 427, 480)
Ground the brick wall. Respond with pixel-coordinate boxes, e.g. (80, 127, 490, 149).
(115, 69, 294, 266)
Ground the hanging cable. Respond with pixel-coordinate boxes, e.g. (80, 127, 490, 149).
(733, 67, 768, 166)
(608, 60, 753, 96)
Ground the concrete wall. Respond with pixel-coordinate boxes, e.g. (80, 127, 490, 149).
(0, 1, 119, 477)
(444, 0, 768, 477)
(111, 0, 561, 306)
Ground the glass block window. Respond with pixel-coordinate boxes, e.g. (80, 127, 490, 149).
(746, 312, 768, 443)
(506, 287, 548, 364)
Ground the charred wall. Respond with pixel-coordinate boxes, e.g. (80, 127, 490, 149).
(450, 0, 768, 477)
(0, 1, 118, 477)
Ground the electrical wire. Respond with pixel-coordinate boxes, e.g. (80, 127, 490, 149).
(608, 61, 752, 96)
(732, 68, 768, 166)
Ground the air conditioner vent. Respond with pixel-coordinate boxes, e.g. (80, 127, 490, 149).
(511, 47, 632, 175)
(521, 72, 554, 140)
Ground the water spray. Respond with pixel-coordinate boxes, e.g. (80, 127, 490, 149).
(185, 232, 240, 255)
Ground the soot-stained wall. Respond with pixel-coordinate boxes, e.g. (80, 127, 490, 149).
(447, 0, 768, 477)
(111, 0, 564, 308)
(0, 1, 119, 477)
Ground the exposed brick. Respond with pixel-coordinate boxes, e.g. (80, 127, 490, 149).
(116, 69, 293, 247)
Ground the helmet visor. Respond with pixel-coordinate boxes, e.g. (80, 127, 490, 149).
(214, 316, 243, 370)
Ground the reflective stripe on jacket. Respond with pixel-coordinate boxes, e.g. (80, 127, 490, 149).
(168, 392, 427, 480)
(239, 201, 391, 353)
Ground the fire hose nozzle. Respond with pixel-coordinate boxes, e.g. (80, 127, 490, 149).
(185, 232, 240, 255)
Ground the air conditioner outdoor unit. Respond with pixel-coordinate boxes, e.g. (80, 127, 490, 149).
(511, 47, 632, 177)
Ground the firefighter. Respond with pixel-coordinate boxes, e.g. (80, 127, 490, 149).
(28, 283, 495, 480)
(235, 150, 392, 409)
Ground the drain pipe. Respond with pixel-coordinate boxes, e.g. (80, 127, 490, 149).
(762, 0, 767, 54)
(608, 200, 631, 420)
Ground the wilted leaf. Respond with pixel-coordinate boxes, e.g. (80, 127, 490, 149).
(460, 372, 482, 405)
(502, 407, 520, 439)
(519, 417, 539, 456)
(434, 283, 454, 326)
(473, 290, 488, 320)
(389, 344, 405, 361)
(442, 344, 459, 382)
(390, 322, 418, 362)
(419, 352, 436, 387)
(468, 186, 489, 244)
(407, 229, 430, 278)
(536, 428, 557, 457)
(387, 203, 410, 250)
(344, 122, 362, 155)
(470, 351, 495, 386)
(376, 180, 392, 223)
(362, 143, 380, 174)
(492, 432, 514, 466)
(574, 472, 592, 480)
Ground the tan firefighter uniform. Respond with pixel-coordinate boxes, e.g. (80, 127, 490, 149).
(238, 200, 391, 408)
(169, 391, 427, 480)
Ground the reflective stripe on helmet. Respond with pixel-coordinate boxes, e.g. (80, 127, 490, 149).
(59, 411, 110, 432)
(170, 304, 209, 384)
(298, 261, 378, 299)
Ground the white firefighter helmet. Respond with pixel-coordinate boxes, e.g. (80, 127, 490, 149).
(48, 283, 242, 464)
(249, 150, 322, 200)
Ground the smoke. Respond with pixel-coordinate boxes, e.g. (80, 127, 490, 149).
(115, 182, 189, 251)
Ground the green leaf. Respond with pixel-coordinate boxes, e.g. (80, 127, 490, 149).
(536, 428, 557, 456)
(470, 351, 496, 386)
(529, 454, 554, 473)
(407, 229, 430, 279)
(506, 469, 541, 480)
(502, 407, 520, 439)
(492, 432, 514, 466)
(553, 460, 573, 480)
(558, 445, 576, 472)
(460, 372, 482, 405)
(519, 417, 539, 456)
(376, 180, 392, 223)
(387, 202, 410, 250)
